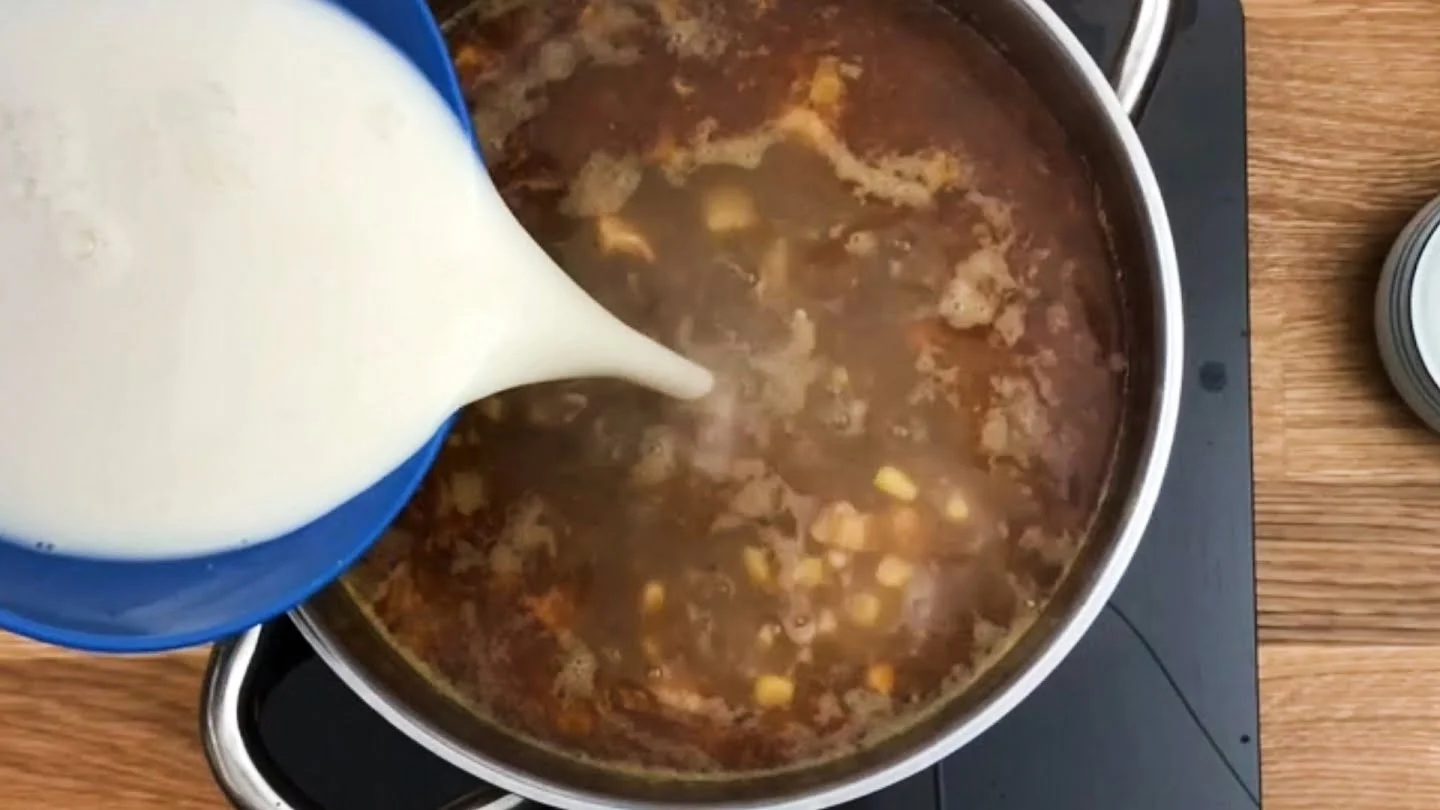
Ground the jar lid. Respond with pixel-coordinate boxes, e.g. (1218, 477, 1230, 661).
(1377, 194, 1440, 434)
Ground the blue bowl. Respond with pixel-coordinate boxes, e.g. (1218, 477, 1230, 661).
(0, 0, 470, 654)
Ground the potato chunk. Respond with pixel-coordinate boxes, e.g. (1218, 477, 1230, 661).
(596, 215, 656, 262)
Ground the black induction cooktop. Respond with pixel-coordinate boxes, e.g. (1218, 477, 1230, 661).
(214, 1, 1259, 807)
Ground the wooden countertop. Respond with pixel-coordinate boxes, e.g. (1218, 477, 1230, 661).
(6, 1, 1440, 807)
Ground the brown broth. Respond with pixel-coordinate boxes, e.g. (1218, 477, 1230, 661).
(345, 0, 1126, 776)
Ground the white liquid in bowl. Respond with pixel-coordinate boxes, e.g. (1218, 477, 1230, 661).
(0, 0, 709, 559)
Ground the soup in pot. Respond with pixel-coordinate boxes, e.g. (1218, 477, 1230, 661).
(345, 0, 1127, 776)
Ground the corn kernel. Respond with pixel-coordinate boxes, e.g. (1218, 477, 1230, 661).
(873, 466, 919, 502)
(808, 57, 845, 111)
(792, 556, 825, 588)
(641, 581, 666, 614)
(703, 187, 758, 234)
(753, 674, 795, 708)
(866, 663, 895, 696)
(826, 549, 851, 570)
(596, 215, 656, 262)
(943, 492, 971, 523)
(875, 555, 914, 589)
(743, 546, 772, 586)
(847, 592, 882, 627)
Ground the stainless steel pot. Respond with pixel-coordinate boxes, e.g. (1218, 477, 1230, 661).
(203, 0, 1182, 807)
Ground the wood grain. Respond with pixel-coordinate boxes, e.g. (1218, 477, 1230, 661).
(1249, 0, 1440, 645)
(0, 645, 220, 809)
(1261, 645, 1440, 810)
(7, 0, 1440, 808)
(1249, 1, 1440, 807)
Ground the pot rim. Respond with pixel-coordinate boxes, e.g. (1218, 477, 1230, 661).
(286, 1, 1185, 807)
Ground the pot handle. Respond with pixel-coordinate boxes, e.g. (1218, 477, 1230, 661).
(1111, 0, 1174, 118)
(201, 622, 526, 810)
